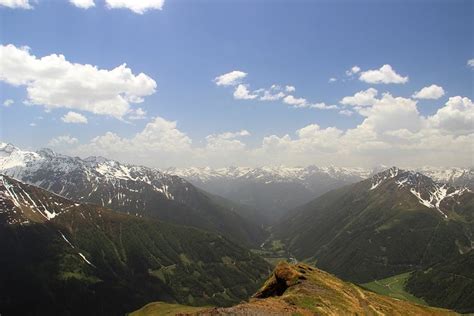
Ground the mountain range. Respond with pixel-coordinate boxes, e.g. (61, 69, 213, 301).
(1, 141, 473, 314)
(0, 174, 271, 315)
(0, 142, 266, 247)
(168, 165, 474, 224)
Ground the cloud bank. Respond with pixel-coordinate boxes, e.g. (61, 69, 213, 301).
(0, 44, 157, 119)
(67, 94, 473, 168)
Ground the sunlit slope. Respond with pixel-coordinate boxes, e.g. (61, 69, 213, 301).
(133, 261, 456, 315)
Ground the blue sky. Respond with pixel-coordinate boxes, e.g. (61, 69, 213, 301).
(0, 0, 473, 167)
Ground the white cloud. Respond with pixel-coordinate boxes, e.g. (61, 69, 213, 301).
(233, 84, 258, 100)
(105, 0, 165, 14)
(0, 0, 31, 9)
(204, 130, 250, 152)
(412, 84, 445, 100)
(128, 107, 147, 120)
(282, 96, 337, 110)
(340, 88, 378, 107)
(61, 111, 88, 124)
(0, 44, 157, 119)
(339, 109, 353, 116)
(72, 116, 192, 166)
(49, 135, 79, 147)
(69, 0, 95, 9)
(328, 77, 337, 83)
(260, 90, 285, 101)
(257, 95, 472, 167)
(214, 70, 247, 86)
(359, 64, 408, 84)
(208, 130, 250, 140)
(285, 85, 296, 92)
(29, 122, 36, 127)
(67, 95, 473, 168)
(215, 71, 338, 112)
(467, 59, 474, 68)
(309, 102, 338, 110)
(345, 65, 361, 76)
(3, 99, 14, 107)
(283, 95, 307, 107)
(427, 96, 473, 135)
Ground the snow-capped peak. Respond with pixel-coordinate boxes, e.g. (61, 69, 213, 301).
(369, 166, 400, 190)
(167, 165, 371, 187)
(369, 167, 472, 219)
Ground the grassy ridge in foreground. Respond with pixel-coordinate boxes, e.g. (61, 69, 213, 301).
(130, 302, 210, 316)
(132, 261, 456, 315)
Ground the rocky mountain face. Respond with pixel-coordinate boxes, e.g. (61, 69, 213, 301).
(132, 261, 455, 316)
(0, 174, 271, 315)
(273, 168, 474, 285)
(0, 143, 266, 246)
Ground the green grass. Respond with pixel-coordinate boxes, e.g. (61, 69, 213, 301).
(361, 272, 426, 305)
(129, 302, 210, 316)
(271, 240, 284, 251)
(251, 239, 292, 267)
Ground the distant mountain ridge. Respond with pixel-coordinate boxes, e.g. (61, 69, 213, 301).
(166, 165, 474, 224)
(0, 142, 266, 246)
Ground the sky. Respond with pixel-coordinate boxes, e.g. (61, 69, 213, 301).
(0, 0, 473, 168)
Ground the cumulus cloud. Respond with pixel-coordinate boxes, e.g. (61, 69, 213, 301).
(72, 116, 192, 166)
(3, 99, 14, 107)
(0, 44, 157, 119)
(285, 85, 296, 92)
(69, 0, 95, 9)
(328, 77, 337, 83)
(427, 96, 473, 135)
(468, 59, 474, 68)
(215, 71, 338, 112)
(256, 95, 472, 167)
(345, 65, 361, 76)
(260, 90, 285, 101)
(281, 95, 337, 110)
(0, 0, 31, 9)
(412, 84, 445, 100)
(340, 88, 378, 107)
(66, 95, 473, 168)
(61, 111, 88, 124)
(233, 84, 258, 100)
(359, 64, 408, 84)
(128, 107, 147, 120)
(309, 102, 338, 110)
(49, 135, 79, 147)
(214, 70, 247, 86)
(105, 0, 165, 14)
(283, 95, 307, 107)
(339, 109, 353, 116)
(205, 130, 250, 152)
